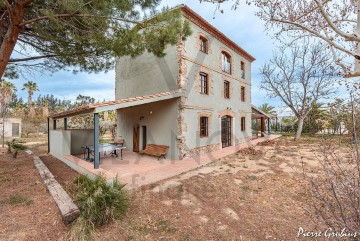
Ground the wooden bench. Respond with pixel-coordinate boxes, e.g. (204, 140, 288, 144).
(140, 144, 169, 160)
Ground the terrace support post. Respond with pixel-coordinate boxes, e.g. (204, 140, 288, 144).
(94, 113, 100, 169)
(267, 118, 270, 135)
(53, 119, 57, 130)
(64, 118, 68, 130)
(47, 118, 50, 153)
(261, 117, 265, 137)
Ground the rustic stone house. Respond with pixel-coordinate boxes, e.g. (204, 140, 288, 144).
(115, 5, 255, 159)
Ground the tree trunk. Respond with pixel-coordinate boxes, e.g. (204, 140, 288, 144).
(0, 3, 26, 79)
(355, 0, 360, 74)
(294, 117, 304, 141)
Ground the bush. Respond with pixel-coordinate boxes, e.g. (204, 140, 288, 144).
(5, 139, 27, 158)
(74, 175, 128, 227)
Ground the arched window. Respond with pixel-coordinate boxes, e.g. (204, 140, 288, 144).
(200, 37, 208, 53)
(221, 51, 231, 74)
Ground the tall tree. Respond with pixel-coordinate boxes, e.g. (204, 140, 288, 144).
(260, 42, 336, 140)
(21, 80, 38, 107)
(0, 1, 191, 79)
(201, 0, 360, 78)
(259, 103, 276, 116)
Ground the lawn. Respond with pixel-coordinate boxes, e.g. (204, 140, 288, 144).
(0, 135, 353, 240)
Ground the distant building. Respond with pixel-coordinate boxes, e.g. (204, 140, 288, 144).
(0, 118, 21, 138)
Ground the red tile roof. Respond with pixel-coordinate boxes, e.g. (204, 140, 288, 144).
(51, 90, 181, 119)
(179, 5, 256, 62)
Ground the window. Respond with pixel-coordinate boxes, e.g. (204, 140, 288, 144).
(241, 86, 245, 102)
(200, 37, 208, 53)
(200, 72, 208, 94)
(241, 61, 245, 79)
(224, 80, 230, 99)
(241, 117, 246, 131)
(200, 116, 209, 137)
(221, 52, 231, 74)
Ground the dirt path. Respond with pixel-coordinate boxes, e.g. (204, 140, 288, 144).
(0, 152, 68, 241)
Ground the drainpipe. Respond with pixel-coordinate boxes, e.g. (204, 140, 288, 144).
(47, 117, 50, 153)
(94, 113, 100, 169)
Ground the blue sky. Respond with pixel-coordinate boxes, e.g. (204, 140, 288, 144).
(9, 0, 346, 114)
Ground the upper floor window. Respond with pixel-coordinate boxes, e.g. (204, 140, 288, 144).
(241, 61, 245, 79)
(200, 116, 209, 137)
(200, 37, 208, 53)
(224, 80, 230, 99)
(241, 86, 245, 102)
(241, 117, 246, 131)
(221, 52, 231, 74)
(200, 72, 208, 95)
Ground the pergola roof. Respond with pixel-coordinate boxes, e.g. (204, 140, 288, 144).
(51, 89, 182, 119)
(251, 105, 274, 119)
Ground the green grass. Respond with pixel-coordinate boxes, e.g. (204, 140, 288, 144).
(7, 194, 33, 205)
(241, 186, 252, 192)
(247, 175, 257, 180)
(156, 220, 178, 233)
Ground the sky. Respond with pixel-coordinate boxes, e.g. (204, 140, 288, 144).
(9, 0, 347, 114)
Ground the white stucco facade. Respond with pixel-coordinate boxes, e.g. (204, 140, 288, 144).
(115, 5, 255, 159)
(0, 118, 21, 138)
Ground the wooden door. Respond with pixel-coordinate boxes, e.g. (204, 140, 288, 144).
(133, 125, 139, 152)
(221, 115, 232, 148)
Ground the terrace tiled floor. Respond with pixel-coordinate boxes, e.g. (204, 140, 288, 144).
(64, 134, 281, 188)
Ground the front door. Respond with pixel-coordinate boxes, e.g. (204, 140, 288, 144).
(133, 125, 139, 152)
(221, 115, 232, 148)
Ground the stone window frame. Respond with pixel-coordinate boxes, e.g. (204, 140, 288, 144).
(199, 72, 209, 95)
(222, 77, 233, 99)
(219, 47, 234, 75)
(196, 32, 211, 54)
(198, 112, 212, 138)
(195, 67, 213, 95)
(240, 85, 246, 102)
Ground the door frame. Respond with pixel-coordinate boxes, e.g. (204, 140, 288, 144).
(221, 115, 232, 148)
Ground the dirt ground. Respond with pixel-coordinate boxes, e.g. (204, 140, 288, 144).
(0, 136, 352, 240)
(94, 137, 324, 241)
(0, 150, 68, 241)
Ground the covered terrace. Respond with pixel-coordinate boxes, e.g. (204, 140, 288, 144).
(47, 90, 182, 172)
(251, 105, 273, 139)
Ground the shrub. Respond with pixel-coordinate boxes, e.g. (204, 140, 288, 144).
(5, 139, 27, 158)
(74, 175, 128, 227)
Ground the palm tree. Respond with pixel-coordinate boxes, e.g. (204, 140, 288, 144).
(259, 103, 277, 116)
(21, 81, 39, 108)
